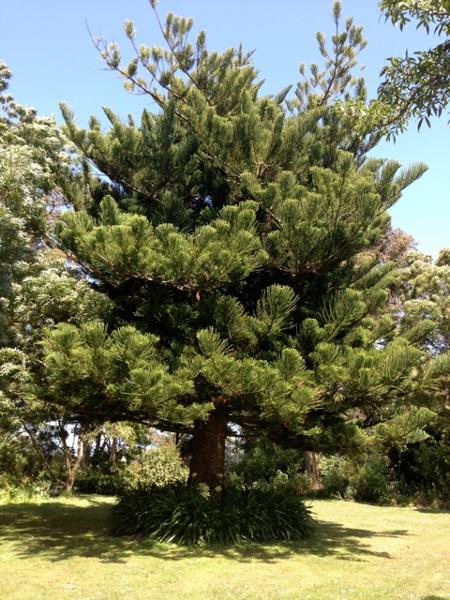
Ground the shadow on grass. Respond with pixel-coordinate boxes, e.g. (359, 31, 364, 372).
(415, 507, 450, 514)
(0, 498, 408, 564)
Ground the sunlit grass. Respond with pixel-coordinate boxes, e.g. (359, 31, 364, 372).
(1, 495, 449, 599)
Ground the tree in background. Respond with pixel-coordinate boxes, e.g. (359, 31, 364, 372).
(314, 236, 450, 504)
(387, 247, 450, 501)
(0, 63, 111, 492)
(378, 0, 450, 135)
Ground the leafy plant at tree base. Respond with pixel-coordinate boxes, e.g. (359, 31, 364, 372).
(110, 483, 315, 544)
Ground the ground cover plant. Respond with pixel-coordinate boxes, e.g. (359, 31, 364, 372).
(110, 483, 315, 543)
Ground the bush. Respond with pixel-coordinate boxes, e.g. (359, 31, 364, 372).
(76, 471, 124, 495)
(76, 444, 188, 495)
(122, 445, 188, 489)
(390, 431, 450, 504)
(0, 433, 48, 487)
(0, 479, 51, 504)
(110, 483, 316, 544)
(349, 457, 389, 503)
(229, 440, 313, 495)
(320, 456, 351, 498)
(320, 455, 390, 503)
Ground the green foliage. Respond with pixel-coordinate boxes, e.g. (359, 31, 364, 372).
(77, 446, 188, 495)
(76, 430, 188, 495)
(42, 321, 204, 423)
(229, 440, 311, 494)
(121, 445, 188, 489)
(320, 455, 390, 503)
(75, 472, 123, 495)
(290, 1, 368, 112)
(378, 0, 450, 135)
(0, 479, 50, 504)
(380, 0, 449, 34)
(110, 483, 315, 544)
(390, 427, 450, 504)
(350, 456, 390, 503)
(7, 3, 439, 516)
(0, 62, 68, 342)
(0, 64, 113, 494)
(0, 430, 45, 486)
(372, 407, 436, 447)
(320, 456, 352, 498)
(56, 197, 267, 290)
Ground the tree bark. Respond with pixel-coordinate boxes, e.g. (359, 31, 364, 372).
(60, 424, 85, 493)
(110, 436, 118, 463)
(189, 410, 227, 491)
(304, 451, 321, 491)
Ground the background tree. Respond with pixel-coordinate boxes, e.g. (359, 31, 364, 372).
(314, 235, 450, 503)
(0, 63, 110, 492)
(387, 247, 450, 501)
(378, 0, 450, 135)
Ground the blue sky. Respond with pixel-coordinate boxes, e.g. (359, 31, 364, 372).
(1, 0, 448, 256)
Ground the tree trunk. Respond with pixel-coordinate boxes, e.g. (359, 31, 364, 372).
(81, 441, 91, 469)
(304, 451, 321, 491)
(110, 437, 118, 463)
(189, 410, 227, 491)
(23, 424, 60, 484)
(62, 428, 85, 493)
(64, 467, 77, 494)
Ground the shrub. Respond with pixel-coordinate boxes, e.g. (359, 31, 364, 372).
(349, 457, 389, 503)
(320, 455, 390, 503)
(320, 456, 351, 498)
(390, 431, 450, 504)
(0, 433, 48, 486)
(229, 440, 313, 495)
(0, 479, 51, 504)
(76, 444, 188, 495)
(76, 471, 124, 495)
(110, 483, 315, 544)
(122, 445, 188, 489)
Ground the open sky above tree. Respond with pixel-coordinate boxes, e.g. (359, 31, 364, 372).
(1, 0, 448, 257)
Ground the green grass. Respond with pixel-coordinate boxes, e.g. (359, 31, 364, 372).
(0, 495, 448, 600)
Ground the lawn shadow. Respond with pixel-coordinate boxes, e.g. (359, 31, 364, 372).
(415, 507, 450, 514)
(0, 498, 409, 565)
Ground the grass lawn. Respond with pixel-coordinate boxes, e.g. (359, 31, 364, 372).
(0, 495, 448, 600)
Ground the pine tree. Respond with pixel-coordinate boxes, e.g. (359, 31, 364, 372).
(43, 3, 435, 491)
